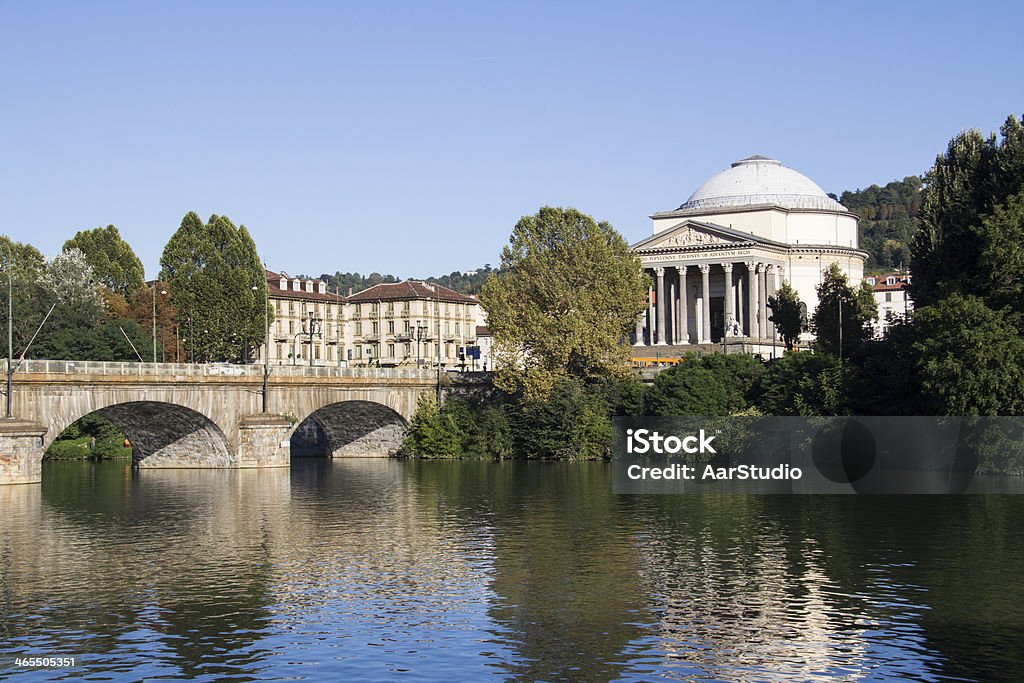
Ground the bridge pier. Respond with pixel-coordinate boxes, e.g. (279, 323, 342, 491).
(237, 415, 292, 468)
(0, 419, 47, 485)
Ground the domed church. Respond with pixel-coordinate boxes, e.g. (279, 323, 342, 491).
(631, 155, 867, 354)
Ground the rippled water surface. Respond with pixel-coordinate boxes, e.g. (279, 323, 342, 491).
(2, 459, 1024, 681)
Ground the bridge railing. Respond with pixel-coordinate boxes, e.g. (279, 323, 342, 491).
(1, 359, 436, 380)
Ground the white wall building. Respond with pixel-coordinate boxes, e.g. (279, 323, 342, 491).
(864, 272, 912, 338)
(631, 155, 868, 354)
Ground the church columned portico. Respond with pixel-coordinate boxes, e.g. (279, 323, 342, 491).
(633, 255, 783, 351)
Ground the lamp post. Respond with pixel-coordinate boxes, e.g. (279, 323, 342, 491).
(303, 311, 322, 367)
(253, 283, 270, 412)
(415, 319, 427, 366)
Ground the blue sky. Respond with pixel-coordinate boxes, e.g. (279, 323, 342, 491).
(2, 1, 1022, 279)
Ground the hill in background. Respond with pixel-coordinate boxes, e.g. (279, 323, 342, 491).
(838, 175, 922, 274)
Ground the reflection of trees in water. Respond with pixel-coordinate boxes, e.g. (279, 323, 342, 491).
(802, 496, 1024, 683)
(630, 495, 1024, 682)
(410, 461, 653, 681)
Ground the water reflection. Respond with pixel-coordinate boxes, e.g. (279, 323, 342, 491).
(0, 461, 1022, 681)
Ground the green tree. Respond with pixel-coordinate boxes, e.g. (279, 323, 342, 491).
(767, 282, 805, 350)
(910, 294, 1024, 415)
(644, 353, 764, 416)
(755, 352, 852, 416)
(402, 394, 464, 458)
(811, 263, 877, 357)
(63, 225, 145, 296)
(509, 378, 613, 459)
(480, 206, 647, 398)
(911, 115, 1024, 307)
(159, 212, 269, 363)
(978, 188, 1024, 317)
(0, 235, 45, 277)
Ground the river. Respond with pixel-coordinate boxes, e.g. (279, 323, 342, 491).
(1, 459, 1023, 681)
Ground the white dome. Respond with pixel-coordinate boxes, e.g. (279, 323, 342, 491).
(676, 155, 847, 213)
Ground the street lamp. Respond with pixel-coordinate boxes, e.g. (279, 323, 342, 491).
(414, 319, 427, 366)
(302, 311, 322, 367)
(253, 283, 270, 412)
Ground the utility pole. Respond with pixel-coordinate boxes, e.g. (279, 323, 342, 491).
(838, 294, 843, 362)
(6, 254, 13, 419)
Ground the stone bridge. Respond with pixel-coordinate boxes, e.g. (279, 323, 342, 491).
(0, 360, 438, 484)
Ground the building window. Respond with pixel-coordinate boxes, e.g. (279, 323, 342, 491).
(455, 322, 460, 335)
(388, 343, 395, 358)
(372, 322, 379, 335)
(387, 321, 394, 334)
(404, 343, 411, 356)
(886, 277, 896, 286)
(885, 292, 892, 302)
(289, 320, 294, 334)
(388, 301, 394, 313)
(355, 321, 362, 336)
(404, 320, 410, 333)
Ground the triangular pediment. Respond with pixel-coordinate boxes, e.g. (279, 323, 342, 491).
(631, 220, 755, 252)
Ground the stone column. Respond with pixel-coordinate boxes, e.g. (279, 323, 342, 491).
(668, 280, 676, 346)
(699, 264, 711, 344)
(736, 272, 744, 331)
(745, 261, 759, 339)
(721, 262, 734, 338)
(647, 281, 654, 345)
(758, 264, 768, 343)
(677, 266, 689, 344)
(655, 267, 667, 345)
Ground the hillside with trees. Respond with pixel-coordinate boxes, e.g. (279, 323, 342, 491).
(312, 266, 496, 296)
(839, 175, 923, 273)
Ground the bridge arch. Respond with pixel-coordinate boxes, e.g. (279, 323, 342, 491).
(54, 401, 234, 468)
(291, 400, 409, 458)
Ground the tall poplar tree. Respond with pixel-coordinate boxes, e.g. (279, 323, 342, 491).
(159, 212, 268, 363)
(63, 225, 145, 296)
(911, 115, 1024, 308)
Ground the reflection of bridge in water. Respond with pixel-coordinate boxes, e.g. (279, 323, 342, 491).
(0, 360, 437, 484)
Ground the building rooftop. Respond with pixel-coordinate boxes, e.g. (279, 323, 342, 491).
(346, 280, 479, 304)
(265, 269, 345, 303)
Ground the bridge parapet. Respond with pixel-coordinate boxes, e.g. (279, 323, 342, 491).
(4, 359, 435, 381)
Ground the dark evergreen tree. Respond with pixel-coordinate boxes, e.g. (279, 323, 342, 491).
(767, 282, 805, 350)
(811, 263, 877, 357)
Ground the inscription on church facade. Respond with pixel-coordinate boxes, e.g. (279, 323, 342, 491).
(642, 249, 753, 263)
